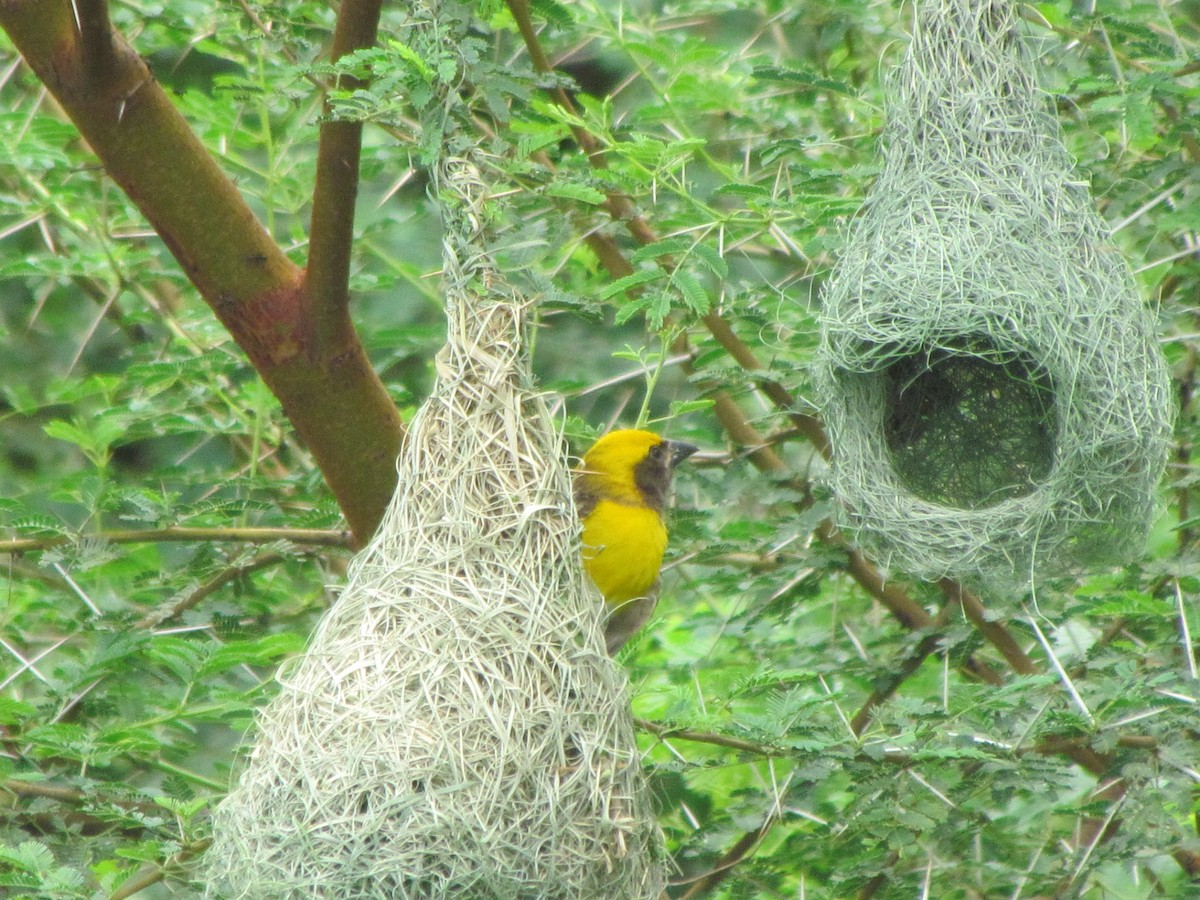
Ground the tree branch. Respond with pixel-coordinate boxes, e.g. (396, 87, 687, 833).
(108, 839, 212, 900)
(0, 526, 353, 555)
(699, 310, 831, 458)
(72, 0, 113, 76)
(1174, 344, 1196, 552)
(0, 1, 403, 545)
(305, 0, 384, 350)
(851, 632, 947, 736)
(1, 778, 166, 839)
(856, 851, 900, 900)
(133, 550, 292, 629)
(676, 817, 776, 899)
(941, 579, 1038, 676)
(635, 717, 783, 756)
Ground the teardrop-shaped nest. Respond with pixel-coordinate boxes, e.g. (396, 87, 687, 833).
(814, 0, 1171, 590)
(204, 155, 665, 898)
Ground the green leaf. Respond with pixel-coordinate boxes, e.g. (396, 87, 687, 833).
(197, 633, 306, 678)
(713, 182, 771, 198)
(42, 420, 103, 457)
(385, 39, 436, 84)
(751, 65, 857, 98)
(96, 726, 163, 757)
(145, 638, 208, 684)
(597, 268, 662, 300)
(530, 0, 574, 28)
(631, 237, 692, 265)
(670, 270, 710, 314)
(669, 399, 716, 417)
(23, 723, 89, 760)
(645, 290, 673, 330)
(546, 181, 607, 205)
(0, 697, 37, 725)
(613, 294, 652, 326)
(689, 242, 728, 279)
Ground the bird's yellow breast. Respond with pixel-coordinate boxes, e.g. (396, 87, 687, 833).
(580, 498, 668, 606)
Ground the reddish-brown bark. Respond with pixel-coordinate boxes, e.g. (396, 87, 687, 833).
(0, 0, 401, 544)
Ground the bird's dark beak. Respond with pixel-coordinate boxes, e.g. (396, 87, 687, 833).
(667, 441, 699, 468)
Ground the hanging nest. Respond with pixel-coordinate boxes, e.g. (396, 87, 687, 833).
(813, 0, 1172, 589)
(204, 28, 665, 893)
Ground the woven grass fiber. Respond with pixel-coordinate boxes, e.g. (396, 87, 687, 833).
(204, 10, 665, 890)
(814, 0, 1171, 590)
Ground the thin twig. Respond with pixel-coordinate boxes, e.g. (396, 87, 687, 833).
(1176, 577, 1199, 680)
(941, 578, 1037, 676)
(133, 551, 291, 629)
(851, 629, 946, 736)
(1174, 344, 1195, 551)
(635, 717, 781, 756)
(108, 839, 212, 900)
(2, 778, 171, 841)
(675, 816, 777, 899)
(1, 526, 353, 555)
(857, 850, 900, 899)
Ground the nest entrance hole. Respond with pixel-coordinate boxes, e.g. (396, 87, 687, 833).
(881, 340, 1058, 509)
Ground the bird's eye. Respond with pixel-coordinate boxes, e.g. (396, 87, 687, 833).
(649, 444, 663, 459)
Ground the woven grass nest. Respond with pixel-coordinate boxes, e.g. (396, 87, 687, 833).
(814, 0, 1172, 590)
(204, 152, 665, 896)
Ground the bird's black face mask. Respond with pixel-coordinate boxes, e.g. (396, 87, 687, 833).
(634, 440, 697, 512)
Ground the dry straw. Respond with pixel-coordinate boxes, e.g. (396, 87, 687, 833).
(814, 0, 1171, 590)
(204, 6, 665, 896)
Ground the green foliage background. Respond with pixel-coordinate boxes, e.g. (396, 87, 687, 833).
(2, 0, 1199, 896)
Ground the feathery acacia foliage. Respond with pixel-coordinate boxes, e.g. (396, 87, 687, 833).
(2, 1, 1199, 896)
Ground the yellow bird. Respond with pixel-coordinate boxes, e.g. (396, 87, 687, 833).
(574, 429, 697, 654)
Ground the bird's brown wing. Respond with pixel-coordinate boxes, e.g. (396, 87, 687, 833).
(573, 479, 599, 519)
(603, 578, 661, 655)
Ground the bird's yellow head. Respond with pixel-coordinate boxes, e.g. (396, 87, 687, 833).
(576, 429, 698, 513)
